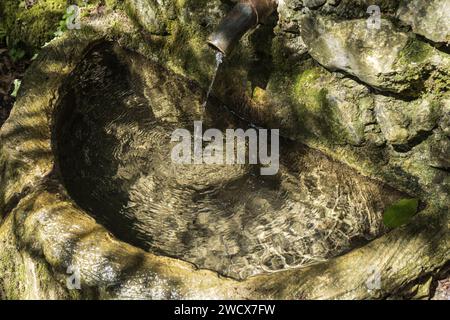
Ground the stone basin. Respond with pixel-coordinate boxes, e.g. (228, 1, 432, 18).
(54, 42, 405, 280)
(0, 17, 448, 299)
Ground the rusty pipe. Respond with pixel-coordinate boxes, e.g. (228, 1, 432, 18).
(207, 0, 277, 56)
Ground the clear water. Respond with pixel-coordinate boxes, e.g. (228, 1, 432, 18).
(202, 51, 224, 109)
(57, 44, 407, 280)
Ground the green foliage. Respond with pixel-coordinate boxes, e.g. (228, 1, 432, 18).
(0, 0, 67, 50)
(8, 46, 26, 62)
(0, 25, 6, 42)
(5, 36, 26, 62)
(11, 79, 21, 98)
(54, 7, 78, 37)
(383, 198, 419, 228)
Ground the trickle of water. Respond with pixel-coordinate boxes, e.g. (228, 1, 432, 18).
(202, 51, 224, 109)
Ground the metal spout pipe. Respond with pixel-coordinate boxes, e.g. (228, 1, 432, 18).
(207, 0, 277, 56)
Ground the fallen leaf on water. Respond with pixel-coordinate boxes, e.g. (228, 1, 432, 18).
(383, 198, 419, 228)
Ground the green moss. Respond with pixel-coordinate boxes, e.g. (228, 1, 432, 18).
(426, 69, 450, 95)
(293, 67, 332, 121)
(393, 38, 450, 96)
(294, 67, 324, 108)
(0, 0, 67, 51)
(105, 0, 123, 10)
(124, 0, 213, 84)
(399, 39, 433, 64)
(0, 0, 122, 53)
(295, 68, 321, 89)
(0, 226, 26, 299)
(285, 65, 351, 144)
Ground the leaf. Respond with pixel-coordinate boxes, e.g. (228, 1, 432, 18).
(383, 198, 419, 228)
(53, 30, 64, 38)
(0, 25, 6, 36)
(9, 47, 25, 62)
(11, 79, 21, 98)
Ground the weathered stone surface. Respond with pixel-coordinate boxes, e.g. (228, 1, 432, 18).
(440, 97, 450, 137)
(321, 0, 399, 18)
(397, 0, 450, 43)
(374, 95, 440, 148)
(303, 0, 327, 9)
(429, 134, 450, 170)
(264, 64, 378, 146)
(299, 14, 449, 94)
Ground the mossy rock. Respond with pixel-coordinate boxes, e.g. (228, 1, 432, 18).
(0, 0, 67, 51)
(0, 0, 123, 53)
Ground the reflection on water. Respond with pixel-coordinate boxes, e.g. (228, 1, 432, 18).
(56, 43, 406, 279)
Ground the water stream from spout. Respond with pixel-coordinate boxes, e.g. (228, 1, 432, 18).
(202, 51, 224, 109)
